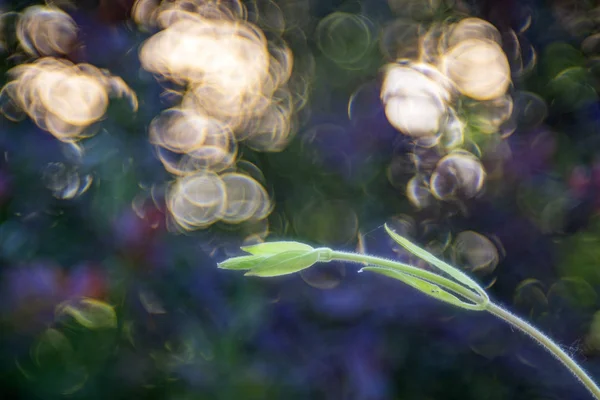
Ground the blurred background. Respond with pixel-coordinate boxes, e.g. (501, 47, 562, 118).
(1, 0, 600, 399)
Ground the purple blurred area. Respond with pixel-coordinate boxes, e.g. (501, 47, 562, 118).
(0, 0, 600, 400)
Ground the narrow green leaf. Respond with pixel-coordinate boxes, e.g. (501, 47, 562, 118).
(241, 241, 314, 256)
(245, 250, 319, 277)
(384, 224, 486, 295)
(217, 254, 268, 270)
(362, 266, 486, 311)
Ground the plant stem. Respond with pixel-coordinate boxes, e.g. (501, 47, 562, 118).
(330, 250, 488, 308)
(486, 302, 600, 400)
(329, 250, 600, 399)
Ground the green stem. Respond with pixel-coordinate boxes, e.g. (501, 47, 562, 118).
(486, 302, 600, 400)
(330, 250, 488, 308)
(329, 250, 600, 399)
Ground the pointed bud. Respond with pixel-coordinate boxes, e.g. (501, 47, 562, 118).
(244, 249, 320, 277)
(240, 241, 314, 256)
(217, 254, 269, 270)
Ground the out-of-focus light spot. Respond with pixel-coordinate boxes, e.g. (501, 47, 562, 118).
(134, 0, 247, 28)
(420, 22, 450, 65)
(44, 76, 107, 125)
(382, 63, 452, 105)
(242, 93, 295, 152)
(465, 94, 514, 135)
(421, 219, 448, 241)
(430, 151, 485, 200)
(551, 0, 595, 38)
(149, 108, 213, 154)
(220, 215, 270, 244)
(384, 95, 442, 139)
(166, 165, 273, 232)
(453, 231, 499, 275)
(248, 0, 285, 34)
(139, 13, 293, 140)
(183, 128, 237, 171)
(16, 5, 77, 57)
(33, 328, 74, 367)
(542, 42, 585, 79)
(379, 19, 422, 61)
(504, 29, 537, 78)
(482, 138, 512, 182)
(140, 1, 298, 202)
(61, 140, 85, 163)
(442, 38, 511, 101)
(381, 63, 451, 138)
(316, 12, 373, 68)
(582, 32, 600, 55)
(406, 174, 433, 209)
(515, 7, 532, 34)
(387, 0, 441, 19)
(512, 91, 547, 130)
(0, 58, 137, 142)
(547, 277, 597, 311)
(155, 116, 237, 175)
(294, 200, 358, 246)
(468, 322, 509, 360)
(387, 154, 415, 189)
(513, 279, 548, 316)
(516, 177, 569, 234)
(42, 162, 92, 200)
(167, 171, 226, 231)
(300, 261, 345, 289)
(140, 17, 269, 89)
(149, 107, 240, 173)
(459, 140, 483, 161)
(548, 66, 598, 111)
(410, 142, 446, 171)
(347, 80, 381, 123)
(220, 172, 271, 223)
(235, 160, 266, 185)
(440, 107, 464, 149)
(446, 17, 502, 49)
(18, 327, 88, 394)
